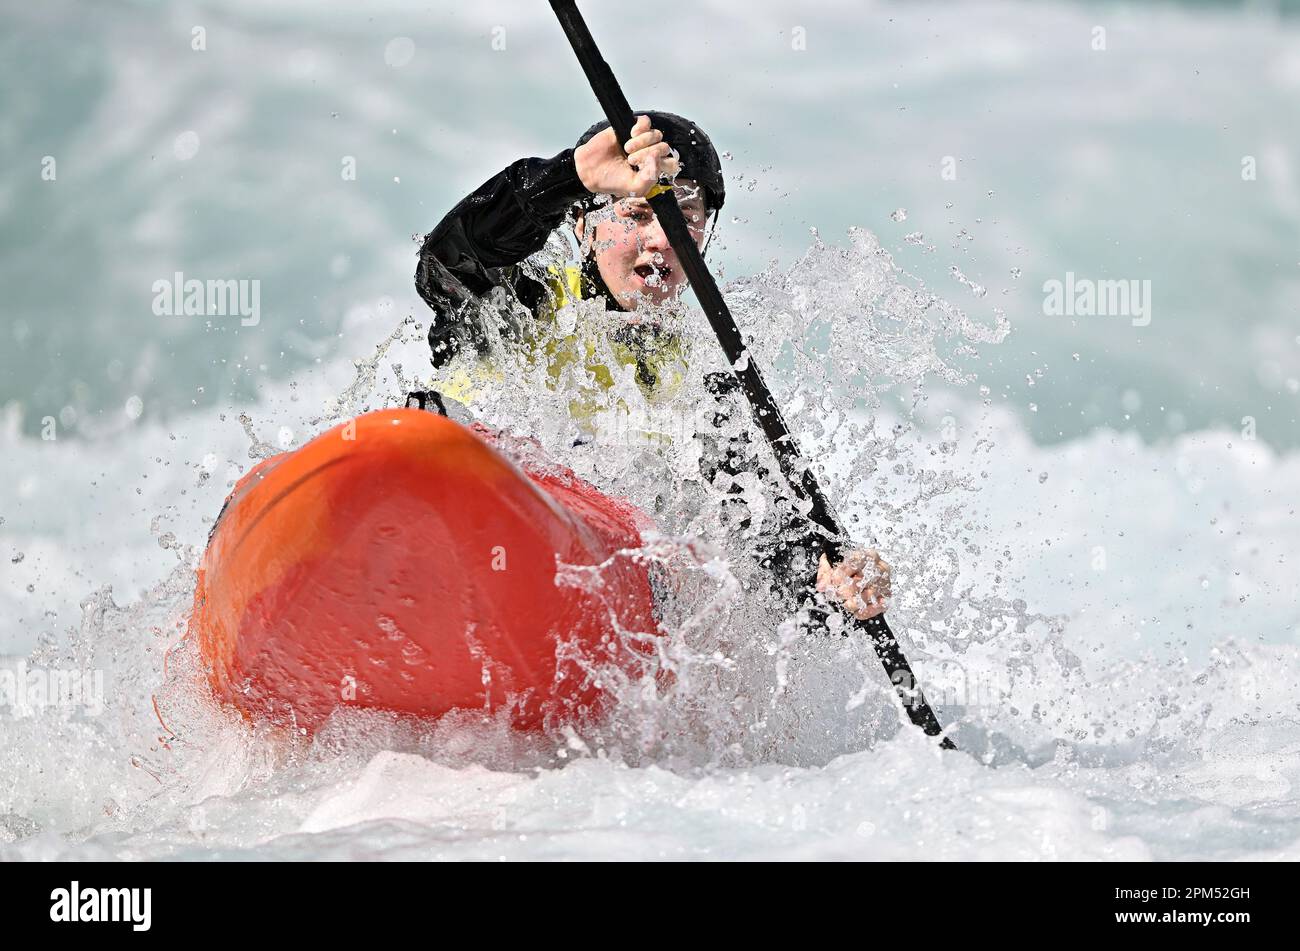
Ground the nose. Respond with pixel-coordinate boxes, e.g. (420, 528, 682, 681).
(641, 214, 670, 253)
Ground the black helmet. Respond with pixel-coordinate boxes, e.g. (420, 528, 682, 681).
(575, 110, 726, 214)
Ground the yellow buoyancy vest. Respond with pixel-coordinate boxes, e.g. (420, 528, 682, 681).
(436, 264, 690, 439)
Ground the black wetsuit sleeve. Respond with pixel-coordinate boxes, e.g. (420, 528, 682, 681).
(415, 148, 593, 367)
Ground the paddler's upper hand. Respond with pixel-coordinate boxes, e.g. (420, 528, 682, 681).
(574, 114, 680, 198)
(816, 548, 891, 621)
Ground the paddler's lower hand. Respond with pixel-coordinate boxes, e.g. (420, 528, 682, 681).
(574, 114, 680, 198)
(816, 549, 891, 621)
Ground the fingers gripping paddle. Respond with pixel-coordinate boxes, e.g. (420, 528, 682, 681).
(548, 0, 954, 750)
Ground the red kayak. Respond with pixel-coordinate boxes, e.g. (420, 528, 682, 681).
(189, 409, 658, 733)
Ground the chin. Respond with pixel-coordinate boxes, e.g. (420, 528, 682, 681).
(615, 278, 687, 311)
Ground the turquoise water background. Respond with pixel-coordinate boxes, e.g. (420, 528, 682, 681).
(2, 0, 1297, 449)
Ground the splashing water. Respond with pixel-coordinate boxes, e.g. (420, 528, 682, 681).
(3, 226, 1298, 861)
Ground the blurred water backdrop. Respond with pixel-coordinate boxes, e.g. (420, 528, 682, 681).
(3, 0, 1298, 448)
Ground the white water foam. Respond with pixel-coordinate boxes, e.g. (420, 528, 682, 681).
(3, 227, 1298, 860)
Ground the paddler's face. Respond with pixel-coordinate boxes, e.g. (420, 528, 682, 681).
(579, 180, 709, 310)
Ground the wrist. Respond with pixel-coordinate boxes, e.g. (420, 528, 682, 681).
(515, 149, 593, 223)
(573, 142, 599, 193)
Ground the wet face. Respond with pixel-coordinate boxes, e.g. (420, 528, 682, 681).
(576, 180, 710, 311)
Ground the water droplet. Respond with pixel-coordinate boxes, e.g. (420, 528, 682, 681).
(385, 36, 415, 68)
(173, 131, 200, 161)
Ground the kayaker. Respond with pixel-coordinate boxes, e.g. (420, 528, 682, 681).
(413, 112, 889, 623)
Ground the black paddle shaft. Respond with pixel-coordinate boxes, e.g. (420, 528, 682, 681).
(548, 0, 953, 749)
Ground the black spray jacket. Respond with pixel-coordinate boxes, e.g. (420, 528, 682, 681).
(414, 149, 825, 613)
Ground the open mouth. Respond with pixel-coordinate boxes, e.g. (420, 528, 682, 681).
(633, 262, 673, 285)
